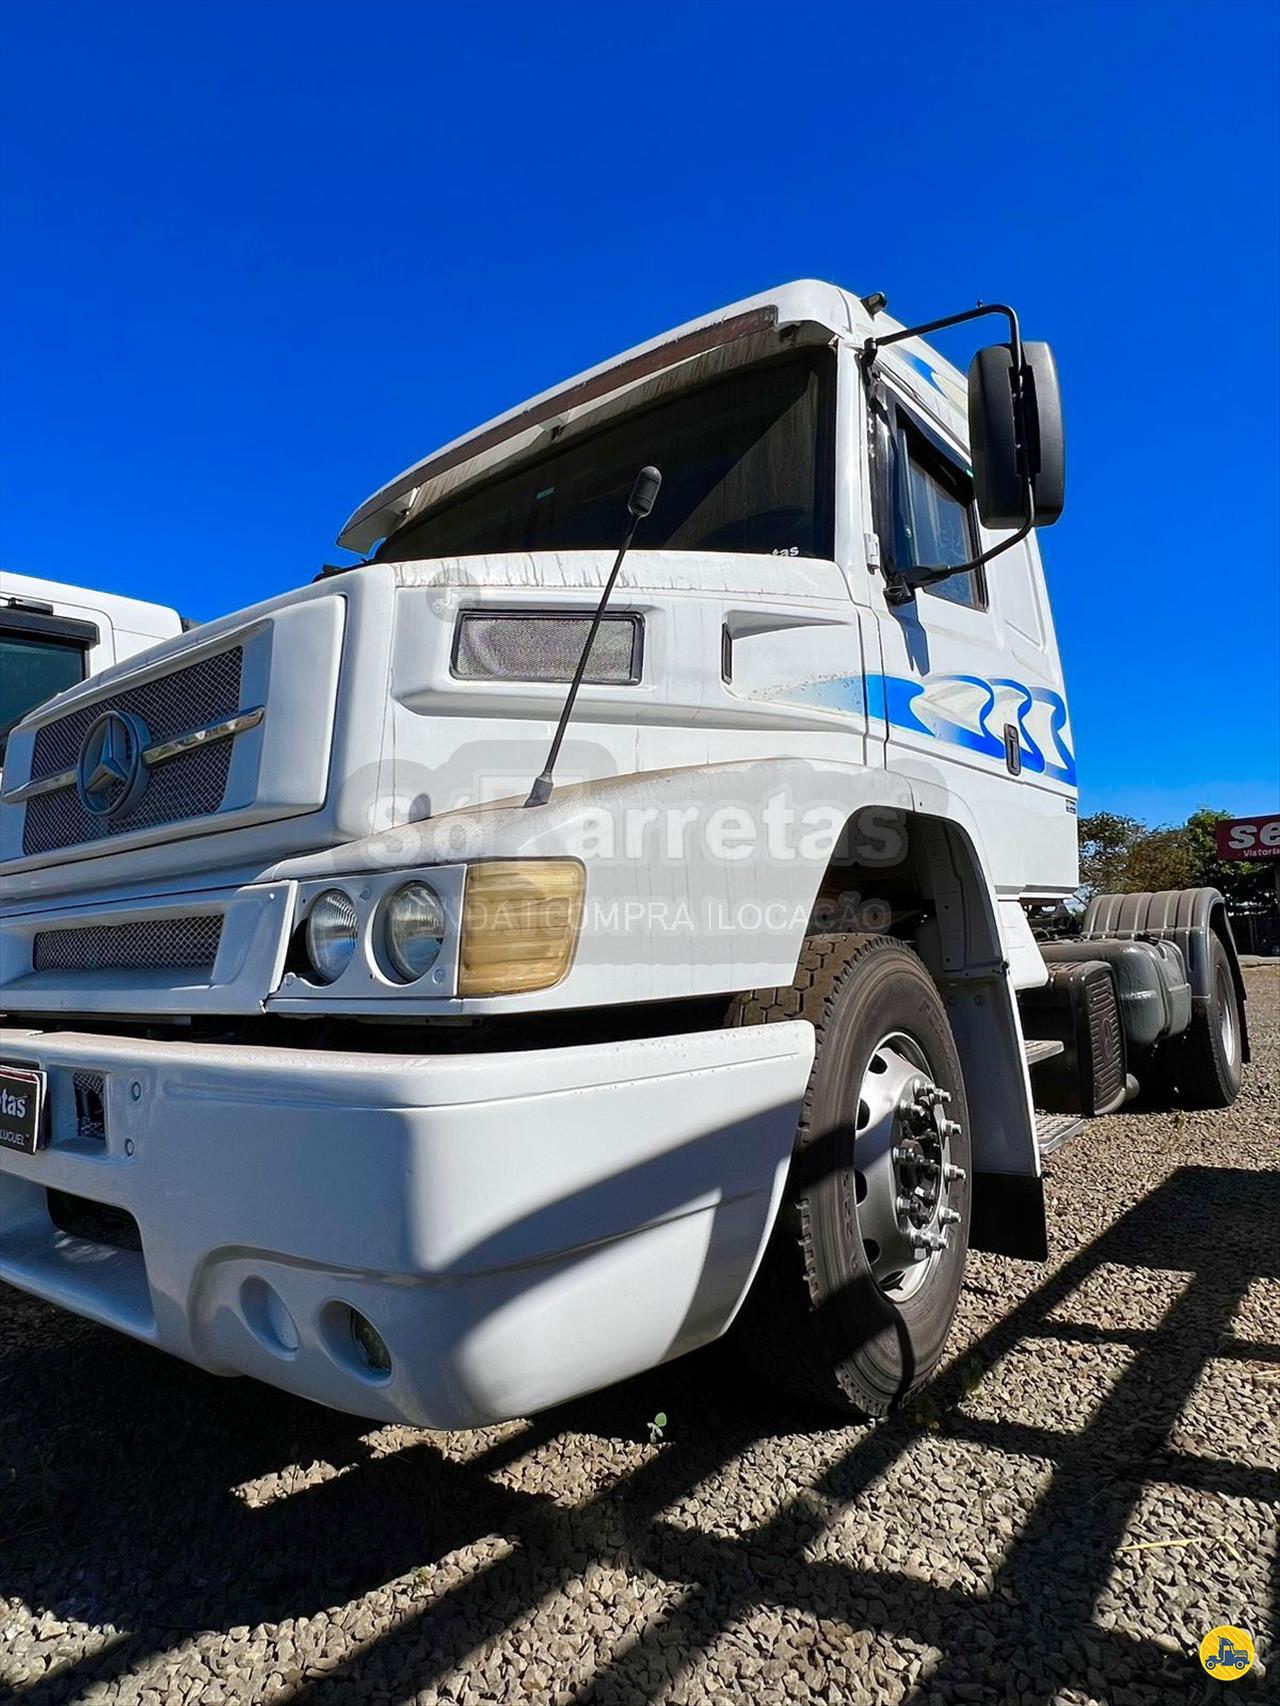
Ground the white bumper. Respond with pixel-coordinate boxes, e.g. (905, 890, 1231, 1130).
(0, 1021, 813, 1428)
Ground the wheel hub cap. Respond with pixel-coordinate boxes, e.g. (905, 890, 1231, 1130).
(853, 1035, 965, 1299)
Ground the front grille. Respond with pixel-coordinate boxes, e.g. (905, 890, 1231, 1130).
(22, 647, 244, 856)
(32, 916, 223, 974)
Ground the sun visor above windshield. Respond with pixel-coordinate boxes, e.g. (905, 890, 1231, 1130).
(336, 280, 870, 555)
(338, 307, 783, 554)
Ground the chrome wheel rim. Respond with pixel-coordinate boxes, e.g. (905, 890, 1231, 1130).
(852, 1031, 965, 1302)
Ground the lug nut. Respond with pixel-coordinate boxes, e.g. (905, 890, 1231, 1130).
(913, 1230, 948, 1256)
(943, 1163, 967, 1184)
(940, 1206, 961, 1225)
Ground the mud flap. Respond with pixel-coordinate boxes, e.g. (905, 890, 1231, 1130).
(970, 1171, 1049, 1261)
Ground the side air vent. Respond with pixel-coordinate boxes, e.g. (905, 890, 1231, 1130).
(32, 917, 223, 974)
(452, 611, 643, 685)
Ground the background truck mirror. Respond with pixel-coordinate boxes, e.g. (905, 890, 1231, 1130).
(967, 340, 1066, 530)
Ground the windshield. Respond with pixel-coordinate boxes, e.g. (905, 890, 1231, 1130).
(377, 348, 835, 564)
(0, 630, 86, 763)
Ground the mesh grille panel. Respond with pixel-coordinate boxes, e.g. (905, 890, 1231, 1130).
(22, 648, 244, 856)
(73, 1071, 106, 1140)
(32, 917, 223, 973)
(454, 612, 641, 683)
(30, 648, 243, 777)
(24, 744, 235, 855)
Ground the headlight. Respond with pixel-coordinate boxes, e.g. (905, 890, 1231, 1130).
(305, 889, 358, 984)
(459, 860, 584, 996)
(383, 881, 446, 981)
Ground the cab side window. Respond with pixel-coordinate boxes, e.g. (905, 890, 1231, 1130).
(892, 413, 986, 611)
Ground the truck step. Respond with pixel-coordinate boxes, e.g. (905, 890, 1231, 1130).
(1035, 1112, 1086, 1155)
(1024, 1038, 1066, 1066)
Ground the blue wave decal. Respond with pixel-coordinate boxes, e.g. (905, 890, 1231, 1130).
(781, 671, 1077, 786)
(900, 351, 945, 395)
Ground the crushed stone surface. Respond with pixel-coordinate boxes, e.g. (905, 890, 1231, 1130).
(2, 968, 1276, 1705)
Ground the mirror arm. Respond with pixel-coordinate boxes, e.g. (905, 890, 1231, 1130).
(862, 300, 1033, 609)
(863, 300, 1024, 373)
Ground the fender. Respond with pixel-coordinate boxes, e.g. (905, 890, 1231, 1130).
(265, 755, 917, 1011)
(1081, 887, 1250, 1063)
(266, 758, 1048, 1259)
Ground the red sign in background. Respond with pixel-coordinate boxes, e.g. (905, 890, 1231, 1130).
(1215, 815, 1280, 862)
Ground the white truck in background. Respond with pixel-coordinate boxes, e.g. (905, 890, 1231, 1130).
(0, 282, 1248, 1429)
(0, 571, 181, 778)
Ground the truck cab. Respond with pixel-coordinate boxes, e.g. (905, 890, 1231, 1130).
(0, 282, 1245, 1429)
(0, 570, 181, 779)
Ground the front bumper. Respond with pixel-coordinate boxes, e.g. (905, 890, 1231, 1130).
(0, 1021, 813, 1428)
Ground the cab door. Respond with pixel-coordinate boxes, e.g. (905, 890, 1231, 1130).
(864, 371, 1074, 895)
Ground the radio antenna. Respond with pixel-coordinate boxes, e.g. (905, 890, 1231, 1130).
(524, 465, 662, 808)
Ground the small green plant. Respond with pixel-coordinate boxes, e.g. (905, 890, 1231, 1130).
(961, 1359, 985, 1395)
(647, 1411, 668, 1444)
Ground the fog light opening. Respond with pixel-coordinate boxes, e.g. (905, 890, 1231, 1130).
(349, 1308, 391, 1377)
(241, 1277, 299, 1358)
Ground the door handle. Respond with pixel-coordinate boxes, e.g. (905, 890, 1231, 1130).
(1004, 724, 1023, 776)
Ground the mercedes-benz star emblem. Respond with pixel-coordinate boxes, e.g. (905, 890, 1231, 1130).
(76, 709, 149, 818)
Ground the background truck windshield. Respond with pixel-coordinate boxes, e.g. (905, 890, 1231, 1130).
(376, 349, 834, 563)
(0, 630, 85, 762)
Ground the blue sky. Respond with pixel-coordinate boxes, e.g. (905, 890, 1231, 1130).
(1, 0, 1277, 824)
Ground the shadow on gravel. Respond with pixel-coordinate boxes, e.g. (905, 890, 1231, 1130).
(4, 1163, 1277, 1706)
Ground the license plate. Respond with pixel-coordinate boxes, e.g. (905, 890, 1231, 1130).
(0, 1063, 48, 1155)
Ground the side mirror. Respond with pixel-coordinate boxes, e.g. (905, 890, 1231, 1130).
(967, 341, 1065, 530)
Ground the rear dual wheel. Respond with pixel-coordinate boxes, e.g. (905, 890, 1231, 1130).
(728, 934, 972, 1417)
(1169, 934, 1244, 1109)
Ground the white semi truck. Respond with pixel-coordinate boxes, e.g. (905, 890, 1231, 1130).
(0, 283, 1247, 1428)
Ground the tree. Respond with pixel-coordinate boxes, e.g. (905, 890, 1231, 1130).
(1078, 805, 1275, 908)
(1077, 812, 1146, 899)
(1077, 812, 1193, 898)
(1124, 825, 1195, 893)
(1077, 813, 1195, 896)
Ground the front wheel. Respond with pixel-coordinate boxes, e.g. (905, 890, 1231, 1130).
(727, 934, 972, 1417)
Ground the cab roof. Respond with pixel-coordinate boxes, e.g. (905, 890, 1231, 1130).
(338, 279, 969, 554)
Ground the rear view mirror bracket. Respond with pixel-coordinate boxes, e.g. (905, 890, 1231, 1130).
(860, 301, 1065, 606)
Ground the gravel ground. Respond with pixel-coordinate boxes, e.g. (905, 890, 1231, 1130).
(1, 967, 1276, 1706)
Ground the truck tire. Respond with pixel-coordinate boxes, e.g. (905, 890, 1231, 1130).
(1170, 933, 1244, 1109)
(726, 933, 972, 1417)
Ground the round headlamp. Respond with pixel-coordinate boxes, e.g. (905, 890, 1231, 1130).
(305, 889, 358, 984)
(383, 881, 446, 981)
